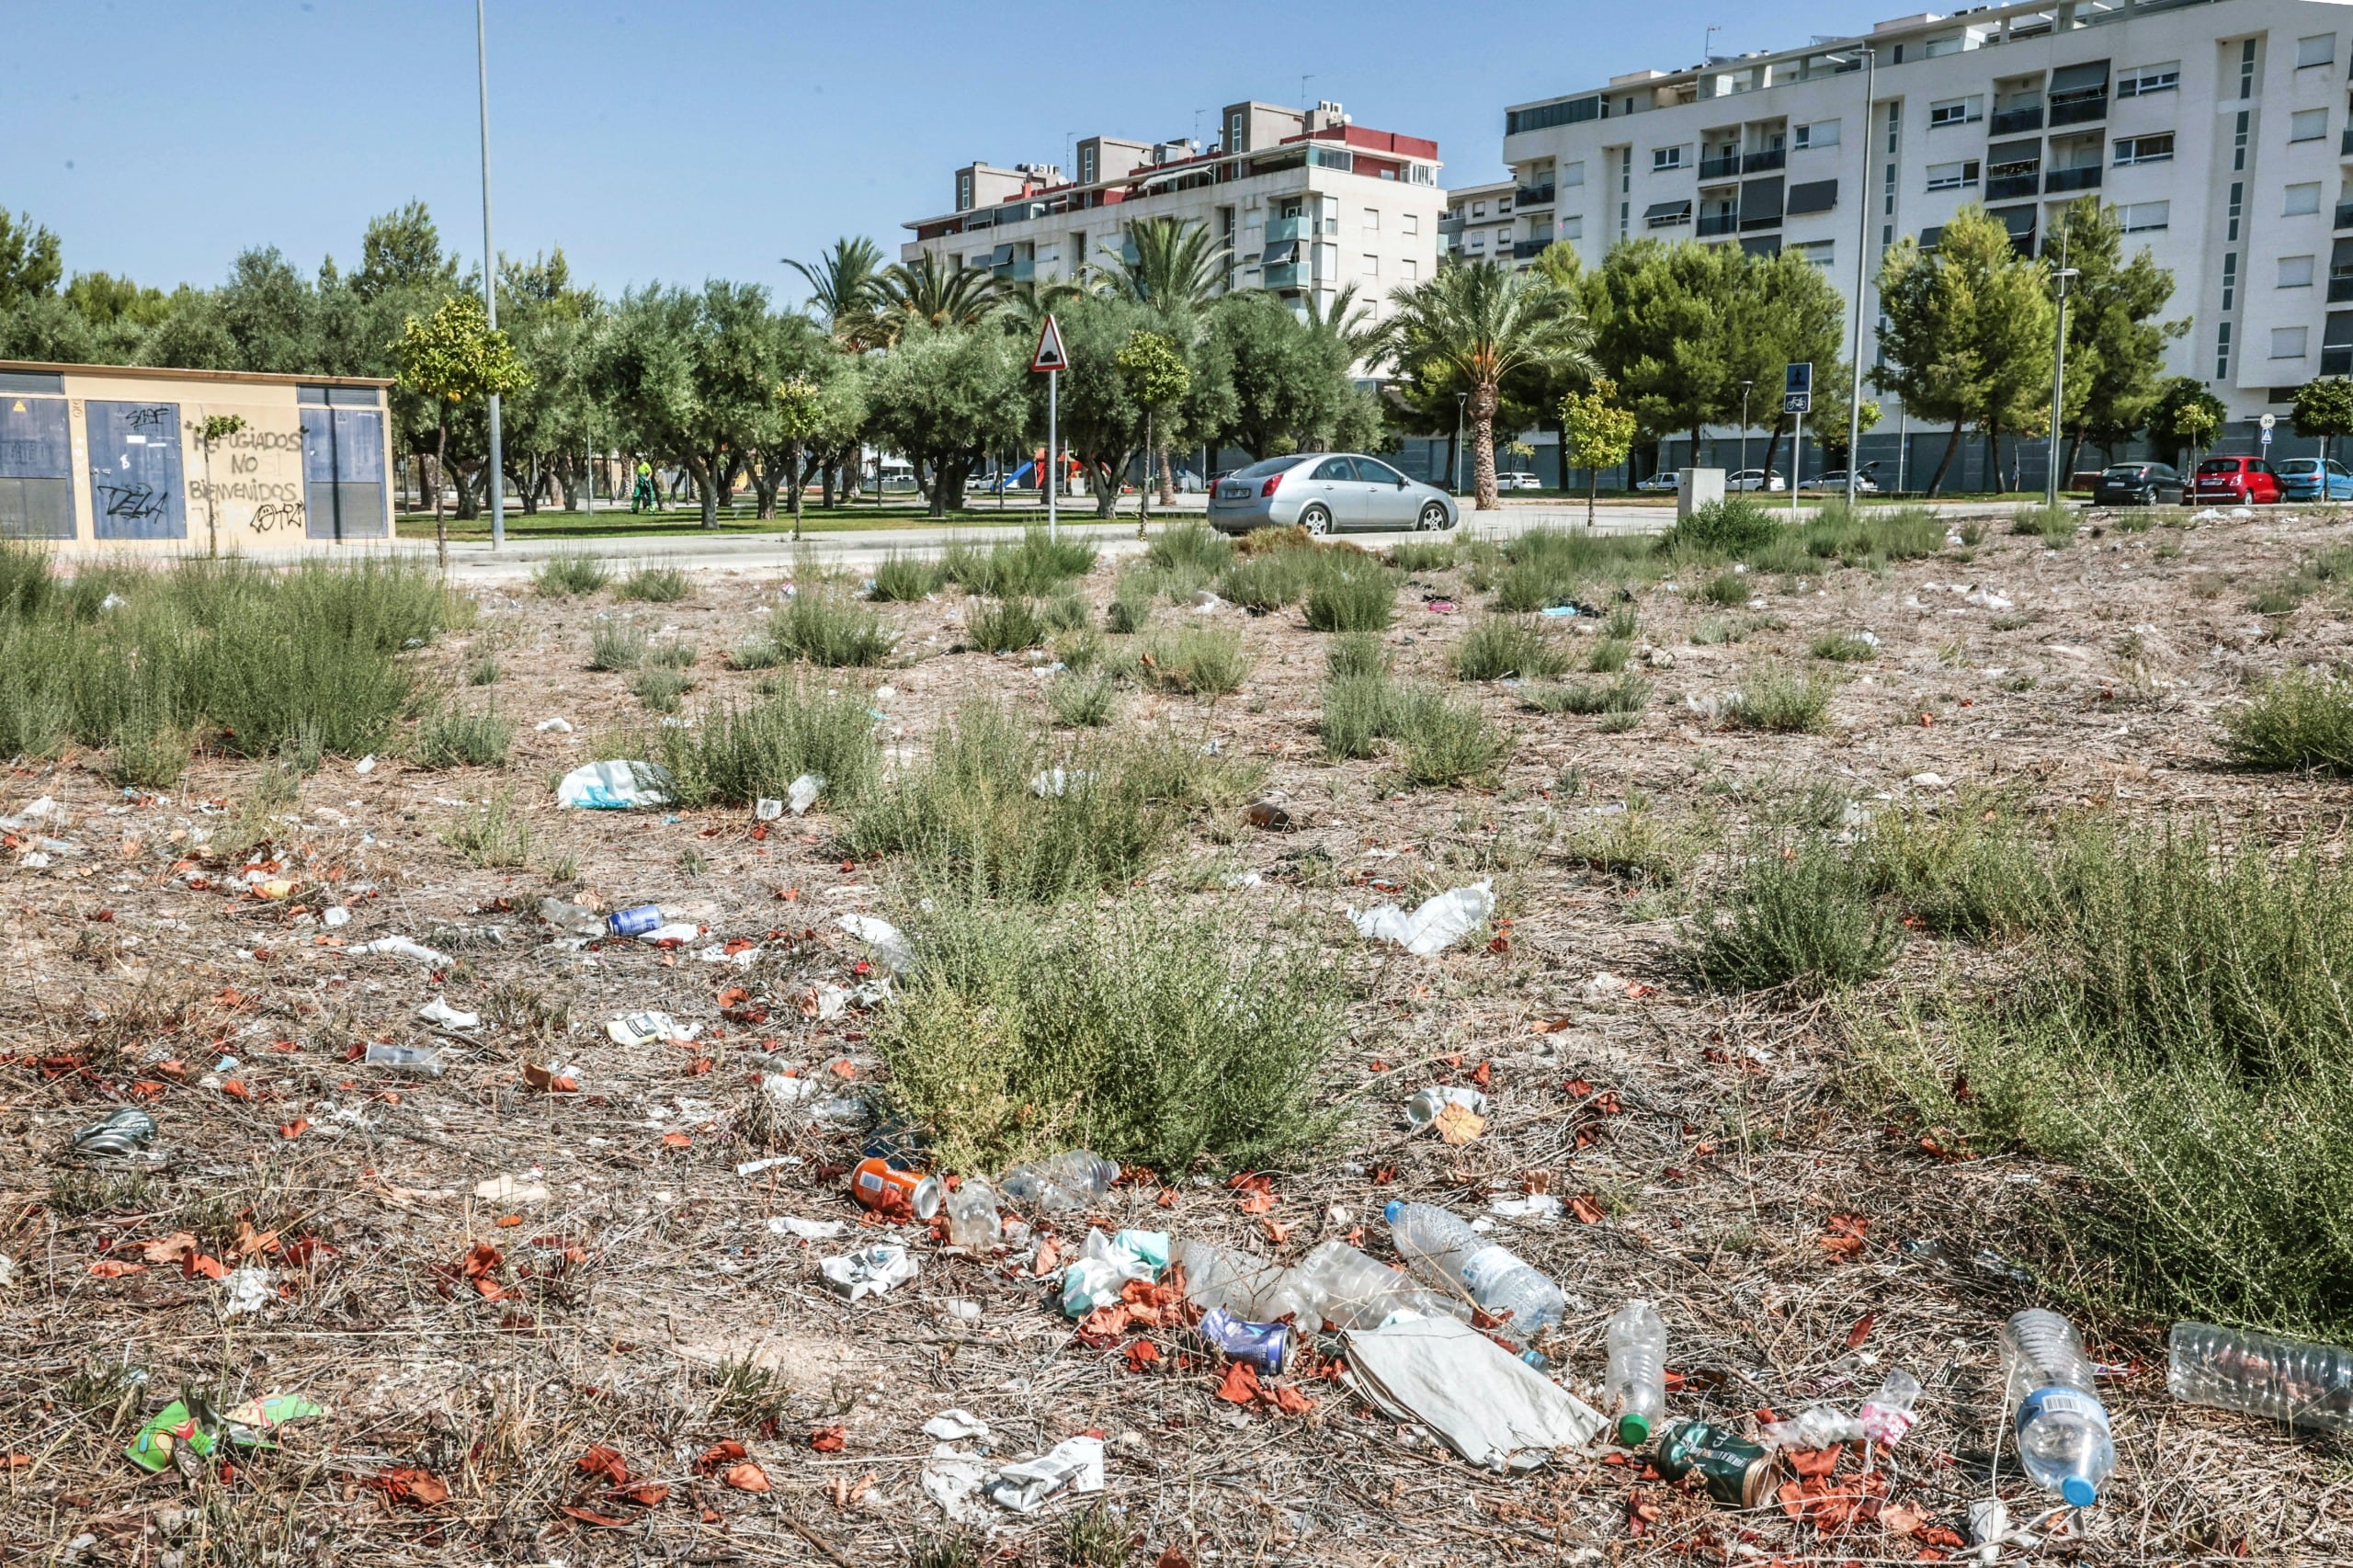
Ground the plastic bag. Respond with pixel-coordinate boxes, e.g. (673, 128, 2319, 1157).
(554, 760, 675, 810)
(1347, 880, 1495, 956)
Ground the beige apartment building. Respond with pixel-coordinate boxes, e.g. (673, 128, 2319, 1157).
(900, 97, 1447, 332)
(0, 361, 393, 554)
(1438, 177, 1528, 264)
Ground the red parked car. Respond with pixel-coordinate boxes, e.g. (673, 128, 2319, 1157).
(2191, 456, 2284, 505)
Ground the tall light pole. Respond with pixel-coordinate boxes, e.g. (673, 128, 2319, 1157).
(476, 0, 505, 550)
(1738, 380, 1753, 480)
(1454, 391, 1468, 494)
(2045, 262, 2081, 507)
(1844, 43, 1876, 508)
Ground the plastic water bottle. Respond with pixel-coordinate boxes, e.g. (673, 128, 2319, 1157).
(539, 897, 607, 937)
(1860, 1367, 1924, 1446)
(1172, 1239, 1272, 1317)
(1604, 1299, 1668, 1445)
(2167, 1323, 2353, 1434)
(1294, 1239, 1472, 1330)
(1383, 1200, 1565, 1345)
(2000, 1309, 2115, 1508)
(1000, 1151, 1120, 1212)
(945, 1179, 1001, 1249)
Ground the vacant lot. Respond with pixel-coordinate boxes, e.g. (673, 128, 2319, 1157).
(4, 506, 2350, 1567)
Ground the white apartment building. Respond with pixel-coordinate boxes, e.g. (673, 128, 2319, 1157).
(1439, 178, 1525, 263)
(1500, 0, 2353, 473)
(900, 98, 1446, 325)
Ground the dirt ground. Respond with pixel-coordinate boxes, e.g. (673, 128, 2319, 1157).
(5, 506, 2351, 1568)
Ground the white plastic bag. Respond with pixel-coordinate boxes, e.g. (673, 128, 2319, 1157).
(836, 914, 915, 974)
(554, 760, 674, 810)
(1347, 880, 1495, 956)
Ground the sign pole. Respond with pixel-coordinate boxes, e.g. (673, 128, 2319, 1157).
(1791, 407, 1803, 520)
(1048, 368, 1059, 543)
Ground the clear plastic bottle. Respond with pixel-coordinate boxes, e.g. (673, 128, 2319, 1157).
(1249, 1267, 1327, 1328)
(1860, 1367, 1925, 1446)
(1604, 1299, 1667, 1445)
(1000, 1152, 1120, 1212)
(1294, 1239, 1473, 1330)
(1383, 1200, 1565, 1345)
(361, 1042, 445, 1075)
(539, 897, 606, 937)
(945, 1179, 1001, 1249)
(1172, 1238, 1273, 1317)
(2000, 1308, 2115, 1508)
(2167, 1322, 2353, 1434)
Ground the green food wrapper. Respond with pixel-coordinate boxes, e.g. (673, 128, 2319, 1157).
(127, 1393, 324, 1472)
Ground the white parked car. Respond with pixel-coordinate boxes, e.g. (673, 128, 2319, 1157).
(1727, 468, 1787, 493)
(1801, 468, 1881, 494)
(1497, 472, 1543, 492)
(1633, 472, 1681, 493)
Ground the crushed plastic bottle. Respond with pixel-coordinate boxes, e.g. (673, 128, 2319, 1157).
(999, 1151, 1119, 1212)
(1604, 1299, 1668, 1445)
(945, 1179, 1002, 1249)
(2000, 1308, 2115, 1508)
(2167, 1322, 2353, 1434)
(361, 1042, 445, 1075)
(1173, 1238, 1287, 1317)
(1293, 1239, 1473, 1330)
(1383, 1200, 1565, 1345)
(539, 897, 607, 937)
(1860, 1368, 1925, 1446)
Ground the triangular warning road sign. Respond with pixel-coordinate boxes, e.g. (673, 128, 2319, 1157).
(1030, 314, 1069, 373)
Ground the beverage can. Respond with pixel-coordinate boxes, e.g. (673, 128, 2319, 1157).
(850, 1156, 942, 1220)
(607, 904, 664, 937)
(1657, 1420, 1780, 1508)
(1199, 1307, 1288, 1373)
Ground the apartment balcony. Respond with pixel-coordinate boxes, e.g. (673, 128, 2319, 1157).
(2341, 126, 2353, 156)
(2045, 165, 2103, 194)
(1264, 214, 1305, 243)
(2324, 344, 2353, 376)
(2336, 200, 2353, 230)
(1985, 171, 2041, 200)
(2330, 271, 2353, 302)
(1739, 212, 1783, 233)
(1698, 154, 1743, 180)
(1512, 239, 1548, 259)
(988, 257, 1035, 283)
(1515, 184, 1554, 208)
(1990, 104, 2045, 135)
(1697, 211, 1739, 236)
(1262, 262, 1303, 289)
(2048, 91, 2108, 127)
(1742, 147, 1787, 174)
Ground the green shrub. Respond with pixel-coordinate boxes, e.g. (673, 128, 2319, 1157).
(587, 622, 649, 672)
(1809, 633, 1878, 663)
(1600, 603, 1639, 640)
(871, 893, 1347, 1173)
(2010, 504, 2078, 545)
(654, 679, 880, 809)
(1586, 637, 1632, 674)
(870, 552, 945, 601)
(1699, 570, 1750, 608)
(1047, 671, 1117, 727)
(1390, 687, 1511, 787)
(1525, 676, 1649, 716)
(941, 527, 1097, 597)
(1325, 631, 1389, 680)
(845, 705, 1256, 899)
(1141, 623, 1250, 698)
(630, 668, 696, 713)
(1387, 540, 1458, 573)
(775, 588, 895, 666)
(415, 705, 513, 768)
(1453, 616, 1572, 681)
(728, 637, 787, 670)
(1216, 550, 1316, 612)
(1690, 836, 1898, 992)
(108, 723, 192, 790)
(1801, 503, 1946, 565)
(467, 655, 500, 686)
(619, 563, 690, 602)
(1106, 567, 1158, 633)
(443, 790, 534, 868)
(534, 551, 609, 597)
(1319, 673, 1393, 760)
(1560, 805, 1705, 886)
(1858, 801, 2072, 940)
(1657, 497, 1782, 559)
(1489, 527, 1659, 613)
(1726, 663, 1835, 733)
(2221, 669, 2353, 772)
(1042, 591, 1091, 634)
(1145, 522, 1234, 575)
(1302, 556, 1396, 632)
(968, 597, 1046, 653)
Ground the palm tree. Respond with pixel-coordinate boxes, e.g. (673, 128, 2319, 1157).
(873, 254, 997, 342)
(1090, 215, 1232, 310)
(784, 236, 884, 350)
(1381, 261, 1595, 512)
(1305, 281, 1383, 370)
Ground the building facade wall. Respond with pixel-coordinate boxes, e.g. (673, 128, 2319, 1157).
(0, 363, 394, 553)
(1501, 0, 2353, 424)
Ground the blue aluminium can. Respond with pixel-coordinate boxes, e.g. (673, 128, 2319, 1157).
(607, 904, 664, 937)
(1199, 1307, 1289, 1374)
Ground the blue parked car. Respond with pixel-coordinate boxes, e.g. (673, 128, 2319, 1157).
(2275, 457, 2353, 501)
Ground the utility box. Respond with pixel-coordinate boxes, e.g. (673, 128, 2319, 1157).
(1676, 468, 1725, 517)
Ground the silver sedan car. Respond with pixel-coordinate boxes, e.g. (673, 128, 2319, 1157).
(1207, 453, 1459, 536)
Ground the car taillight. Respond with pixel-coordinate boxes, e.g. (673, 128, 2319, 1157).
(1260, 472, 1285, 497)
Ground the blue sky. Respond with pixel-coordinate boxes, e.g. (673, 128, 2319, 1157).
(4, 0, 1892, 301)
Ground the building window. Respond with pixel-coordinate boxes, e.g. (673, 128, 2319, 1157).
(2120, 200, 2171, 233)
(2113, 133, 2174, 166)
(2229, 181, 2245, 241)
(2298, 32, 2337, 69)
(956, 171, 973, 210)
(1652, 145, 1688, 171)
(1927, 95, 1984, 128)
(2222, 252, 2239, 311)
(2218, 320, 2234, 379)
(1468, 234, 1486, 251)
(1794, 119, 1840, 149)
(2286, 182, 2323, 216)
(1472, 202, 1486, 219)
(2234, 109, 2251, 173)
(1560, 214, 1584, 240)
(2292, 108, 2331, 142)
(1363, 254, 1379, 278)
(1794, 238, 1836, 267)
(1562, 160, 1586, 187)
(1401, 256, 1418, 281)
(1363, 208, 1380, 231)
(1925, 160, 1980, 191)
(1401, 212, 1418, 235)
(2240, 38, 2257, 100)
(85, 401, 186, 541)
(2279, 255, 2316, 287)
(2273, 325, 2311, 358)
(0, 391, 74, 540)
(2117, 62, 2179, 97)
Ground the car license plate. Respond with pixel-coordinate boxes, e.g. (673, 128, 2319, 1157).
(1219, 483, 1250, 499)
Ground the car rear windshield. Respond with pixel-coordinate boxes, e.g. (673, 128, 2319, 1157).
(2278, 460, 2320, 472)
(1230, 456, 1312, 481)
(2195, 459, 2245, 474)
(2102, 465, 2150, 477)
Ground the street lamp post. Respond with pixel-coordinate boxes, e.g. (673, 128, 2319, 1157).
(1844, 43, 1877, 508)
(2045, 262, 2080, 507)
(475, 0, 504, 550)
(1454, 392, 1468, 495)
(1738, 381, 1754, 481)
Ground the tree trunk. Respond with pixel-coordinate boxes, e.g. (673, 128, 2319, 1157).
(788, 442, 807, 540)
(1472, 382, 1501, 512)
(1926, 421, 1965, 496)
(1758, 420, 1785, 489)
(683, 453, 719, 528)
(434, 420, 449, 571)
(2063, 427, 2086, 493)
(925, 453, 948, 519)
(1156, 438, 1176, 508)
(452, 462, 481, 520)
(1587, 466, 1598, 528)
(1087, 452, 1122, 518)
(1139, 414, 1154, 538)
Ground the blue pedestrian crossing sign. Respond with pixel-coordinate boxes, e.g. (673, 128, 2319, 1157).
(1783, 361, 1813, 415)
